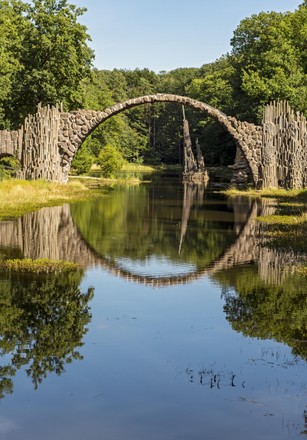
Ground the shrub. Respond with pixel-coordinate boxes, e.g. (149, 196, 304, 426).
(0, 156, 21, 180)
(97, 145, 124, 178)
(71, 147, 94, 175)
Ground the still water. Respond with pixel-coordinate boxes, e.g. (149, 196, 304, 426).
(0, 173, 306, 439)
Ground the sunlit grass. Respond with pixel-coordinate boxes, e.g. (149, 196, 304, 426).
(91, 162, 181, 173)
(257, 212, 307, 253)
(70, 175, 142, 187)
(296, 266, 307, 276)
(258, 213, 307, 225)
(91, 162, 157, 173)
(224, 187, 307, 200)
(0, 179, 101, 219)
(0, 258, 80, 273)
(224, 187, 307, 254)
(122, 163, 157, 172)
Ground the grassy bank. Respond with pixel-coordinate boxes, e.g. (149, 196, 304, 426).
(122, 163, 157, 172)
(224, 187, 307, 255)
(0, 179, 101, 219)
(70, 175, 142, 186)
(225, 187, 307, 200)
(0, 258, 80, 274)
(90, 162, 182, 174)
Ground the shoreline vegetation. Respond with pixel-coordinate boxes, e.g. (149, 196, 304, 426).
(0, 179, 102, 220)
(0, 163, 161, 220)
(0, 258, 80, 274)
(0, 174, 305, 275)
(224, 187, 307, 259)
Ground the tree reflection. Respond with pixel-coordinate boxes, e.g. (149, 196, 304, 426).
(0, 271, 93, 398)
(71, 180, 237, 269)
(213, 266, 307, 359)
(303, 409, 307, 436)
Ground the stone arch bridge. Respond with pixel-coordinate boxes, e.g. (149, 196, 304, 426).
(0, 95, 306, 188)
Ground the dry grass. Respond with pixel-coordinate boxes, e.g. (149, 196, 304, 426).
(0, 179, 101, 219)
(257, 213, 307, 225)
(224, 187, 307, 199)
(0, 258, 80, 273)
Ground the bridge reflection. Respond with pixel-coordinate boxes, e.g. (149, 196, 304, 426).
(0, 187, 299, 287)
(0, 187, 306, 405)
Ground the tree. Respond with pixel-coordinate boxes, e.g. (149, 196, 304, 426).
(71, 144, 94, 175)
(186, 57, 237, 165)
(0, 270, 93, 398)
(0, 0, 26, 128)
(82, 69, 149, 162)
(1, 0, 94, 128)
(230, 8, 307, 121)
(213, 266, 307, 359)
(97, 145, 125, 178)
(290, 2, 307, 77)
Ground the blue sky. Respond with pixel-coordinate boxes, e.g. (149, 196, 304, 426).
(73, 0, 302, 72)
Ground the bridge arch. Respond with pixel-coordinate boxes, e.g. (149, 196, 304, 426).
(60, 94, 262, 184)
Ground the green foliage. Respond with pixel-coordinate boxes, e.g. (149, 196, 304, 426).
(0, 0, 94, 128)
(0, 270, 94, 397)
(1, 0, 306, 167)
(230, 7, 307, 121)
(82, 69, 150, 162)
(71, 145, 94, 175)
(0, 156, 21, 180)
(0, 179, 101, 219)
(0, 258, 80, 273)
(0, 0, 27, 127)
(214, 266, 307, 359)
(186, 57, 237, 165)
(0, 165, 11, 181)
(97, 145, 125, 178)
(70, 179, 236, 267)
(187, 57, 235, 112)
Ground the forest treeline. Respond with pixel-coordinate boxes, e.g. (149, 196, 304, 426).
(0, 0, 306, 170)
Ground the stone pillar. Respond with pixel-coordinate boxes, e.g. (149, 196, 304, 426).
(261, 101, 307, 189)
(19, 103, 67, 182)
(231, 147, 251, 186)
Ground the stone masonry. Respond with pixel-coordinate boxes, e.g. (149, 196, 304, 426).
(0, 95, 305, 188)
(59, 95, 262, 185)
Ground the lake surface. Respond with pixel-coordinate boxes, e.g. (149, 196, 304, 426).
(0, 173, 306, 439)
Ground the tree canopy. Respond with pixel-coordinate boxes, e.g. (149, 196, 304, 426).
(77, 2, 306, 167)
(213, 266, 307, 360)
(0, 0, 94, 128)
(0, 270, 93, 398)
(0, 0, 306, 167)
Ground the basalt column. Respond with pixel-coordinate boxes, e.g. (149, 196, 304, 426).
(261, 101, 307, 189)
(19, 104, 67, 182)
